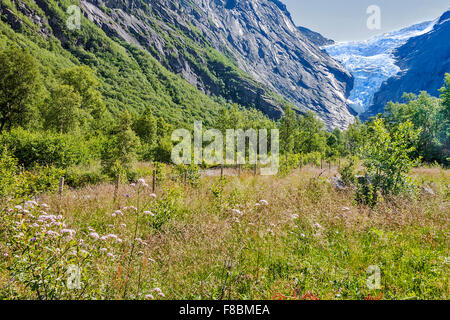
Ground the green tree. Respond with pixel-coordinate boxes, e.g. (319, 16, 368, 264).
(384, 91, 444, 162)
(0, 47, 43, 132)
(296, 111, 326, 154)
(44, 84, 83, 133)
(326, 128, 345, 159)
(133, 107, 157, 144)
(59, 66, 107, 131)
(101, 111, 140, 179)
(439, 74, 450, 162)
(279, 106, 298, 154)
(345, 117, 365, 155)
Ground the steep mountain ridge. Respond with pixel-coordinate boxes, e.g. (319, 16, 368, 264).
(79, 0, 355, 128)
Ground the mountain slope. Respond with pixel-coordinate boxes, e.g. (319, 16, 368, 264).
(0, 0, 354, 129)
(325, 21, 434, 115)
(365, 9, 450, 119)
(79, 0, 354, 128)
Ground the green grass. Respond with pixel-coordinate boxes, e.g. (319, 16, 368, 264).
(1, 166, 447, 300)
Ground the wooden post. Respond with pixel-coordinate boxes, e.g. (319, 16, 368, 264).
(254, 163, 257, 176)
(220, 164, 224, 180)
(184, 169, 187, 187)
(58, 177, 64, 212)
(238, 164, 241, 177)
(114, 174, 120, 202)
(152, 170, 156, 193)
(58, 177, 64, 198)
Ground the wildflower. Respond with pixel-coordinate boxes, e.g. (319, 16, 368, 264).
(300, 233, 306, 238)
(231, 209, 242, 215)
(107, 252, 115, 259)
(232, 217, 240, 224)
(80, 249, 89, 256)
(153, 288, 164, 297)
(145, 294, 154, 300)
(291, 214, 299, 220)
(130, 183, 136, 187)
(14, 205, 22, 211)
(314, 222, 322, 229)
(342, 207, 350, 212)
(40, 203, 49, 209)
(148, 258, 155, 263)
(125, 194, 131, 198)
(137, 178, 146, 185)
(100, 248, 107, 252)
(129, 206, 137, 211)
(259, 200, 269, 206)
(144, 211, 154, 216)
(57, 215, 63, 220)
(3, 253, 8, 257)
(150, 193, 157, 198)
(121, 223, 127, 228)
(45, 230, 59, 237)
(61, 229, 76, 236)
(89, 232, 100, 239)
(137, 251, 144, 255)
(114, 210, 124, 216)
(88, 227, 96, 232)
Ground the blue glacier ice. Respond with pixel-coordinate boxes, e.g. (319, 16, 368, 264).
(324, 21, 436, 114)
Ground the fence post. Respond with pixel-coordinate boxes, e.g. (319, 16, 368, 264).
(220, 164, 224, 180)
(254, 163, 257, 176)
(58, 177, 64, 198)
(238, 164, 241, 177)
(114, 174, 120, 202)
(184, 169, 187, 188)
(152, 169, 156, 193)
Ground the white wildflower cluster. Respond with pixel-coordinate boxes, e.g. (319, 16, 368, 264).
(137, 178, 149, 188)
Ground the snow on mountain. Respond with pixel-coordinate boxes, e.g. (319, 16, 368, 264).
(324, 21, 436, 114)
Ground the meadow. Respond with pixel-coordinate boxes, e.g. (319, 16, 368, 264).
(1, 164, 448, 300)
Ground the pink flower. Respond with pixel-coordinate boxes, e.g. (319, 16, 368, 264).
(89, 232, 100, 239)
(60, 229, 76, 236)
(144, 211, 154, 216)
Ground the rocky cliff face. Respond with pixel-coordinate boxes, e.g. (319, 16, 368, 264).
(297, 26, 334, 47)
(80, 0, 355, 129)
(363, 9, 450, 120)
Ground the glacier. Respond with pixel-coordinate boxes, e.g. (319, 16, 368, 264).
(324, 21, 436, 114)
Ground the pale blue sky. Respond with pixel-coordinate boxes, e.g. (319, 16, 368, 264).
(282, 0, 450, 41)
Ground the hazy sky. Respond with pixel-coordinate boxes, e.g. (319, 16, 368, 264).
(283, 0, 450, 42)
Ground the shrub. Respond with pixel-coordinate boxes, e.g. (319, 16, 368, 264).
(65, 165, 107, 188)
(0, 129, 98, 168)
(338, 156, 360, 187)
(0, 147, 64, 201)
(358, 119, 421, 204)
